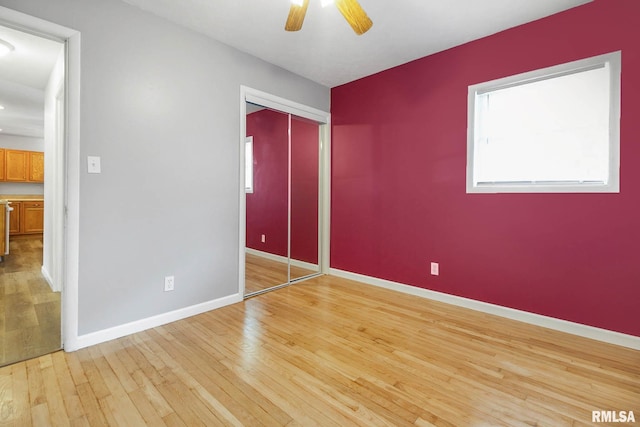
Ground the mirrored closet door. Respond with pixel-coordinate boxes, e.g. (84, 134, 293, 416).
(243, 100, 323, 297)
(289, 115, 320, 282)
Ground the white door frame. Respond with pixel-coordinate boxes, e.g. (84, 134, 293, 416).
(49, 84, 65, 293)
(239, 86, 331, 296)
(0, 6, 82, 351)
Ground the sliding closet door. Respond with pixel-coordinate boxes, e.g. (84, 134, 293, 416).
(244, 105, 290, 294)
(242, 87, 328, 298)
(290, 115, 320, 281)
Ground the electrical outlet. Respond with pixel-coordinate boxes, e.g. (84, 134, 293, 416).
(164, 275, 175, 292)
(261, 234, 266, 243)
(430, 262, 439, 276)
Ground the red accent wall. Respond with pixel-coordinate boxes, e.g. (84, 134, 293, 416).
(246, 109, 288, 257)
(246, 110, 319, 264)
(331, 0, 640, 336)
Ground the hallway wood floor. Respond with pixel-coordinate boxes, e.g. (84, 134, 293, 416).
(0, 235, 61, 367)
(0, 274, 638, 426)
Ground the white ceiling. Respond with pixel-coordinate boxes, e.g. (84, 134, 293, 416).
(121, 0, 591, 88)
(0, 25, 63, 138)
(0, 0, 593, 138)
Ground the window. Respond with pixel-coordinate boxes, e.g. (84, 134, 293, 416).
(467, 51, 621, 193)
(245, 136, 254, 193)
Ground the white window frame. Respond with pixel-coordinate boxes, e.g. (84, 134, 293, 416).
(466, 51, 621, 194)
(245, 136, 254, 193)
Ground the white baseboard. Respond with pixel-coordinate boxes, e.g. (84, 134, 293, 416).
(41, 266, 57, 292)
(291, 258, 319, 271)
(66, 293, 242, 352)
(246, 247, 319, 271)
(329, 268, 640, 351)
(246, 247, 287, 264)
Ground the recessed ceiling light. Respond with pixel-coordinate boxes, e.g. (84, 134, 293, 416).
(0, 39, 15, 57)
(0, 105, 4, 110)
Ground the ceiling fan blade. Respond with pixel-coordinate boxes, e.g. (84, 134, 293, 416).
(285, 0, 310, 32)
(335, 0, 373, 35)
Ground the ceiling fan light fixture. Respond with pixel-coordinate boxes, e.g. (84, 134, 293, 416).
(335, 0, 373, 35)
(0, 39, 15, 57)
(285, 0, 309, 31)
(285, 0, 372, 35)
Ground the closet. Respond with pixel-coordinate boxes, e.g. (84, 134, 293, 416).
(241, 88, 329, 297)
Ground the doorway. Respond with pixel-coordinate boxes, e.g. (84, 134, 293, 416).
(240, 87, 330, 297)
(0, 12, 72, 365)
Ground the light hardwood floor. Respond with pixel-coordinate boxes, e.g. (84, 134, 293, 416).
(0, 235, 61, 367)
(245, 253, 316, 295)
(1, 274, 638, 426)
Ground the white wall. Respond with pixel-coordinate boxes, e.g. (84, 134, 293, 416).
(42, 45, 65, 291)
(0, 0, 330, 336)
(0, 133, 45, 195)
(0, 134, 44, 151)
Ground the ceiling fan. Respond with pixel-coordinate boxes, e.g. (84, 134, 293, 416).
(285, 0, 373, 35)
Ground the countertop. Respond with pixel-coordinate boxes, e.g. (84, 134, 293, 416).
(0, 194, 44, 201)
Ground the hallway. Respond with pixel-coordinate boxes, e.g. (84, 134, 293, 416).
(0, 235, 61, 366)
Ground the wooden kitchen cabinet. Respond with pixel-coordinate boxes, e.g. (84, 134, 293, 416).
(7, 200, 44, 235)
(0, 149, 5, 181)
(9, 202, 21, 235)
(5, 150, 29, 182)
(0, 149, 44, 183)
(22, 201, 44, 234)
(29, 152, 45, 182)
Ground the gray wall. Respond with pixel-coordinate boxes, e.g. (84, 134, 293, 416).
(0, 0, 330, 334)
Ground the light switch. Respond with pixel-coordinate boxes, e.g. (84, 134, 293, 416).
(87, 156, 101, 174)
